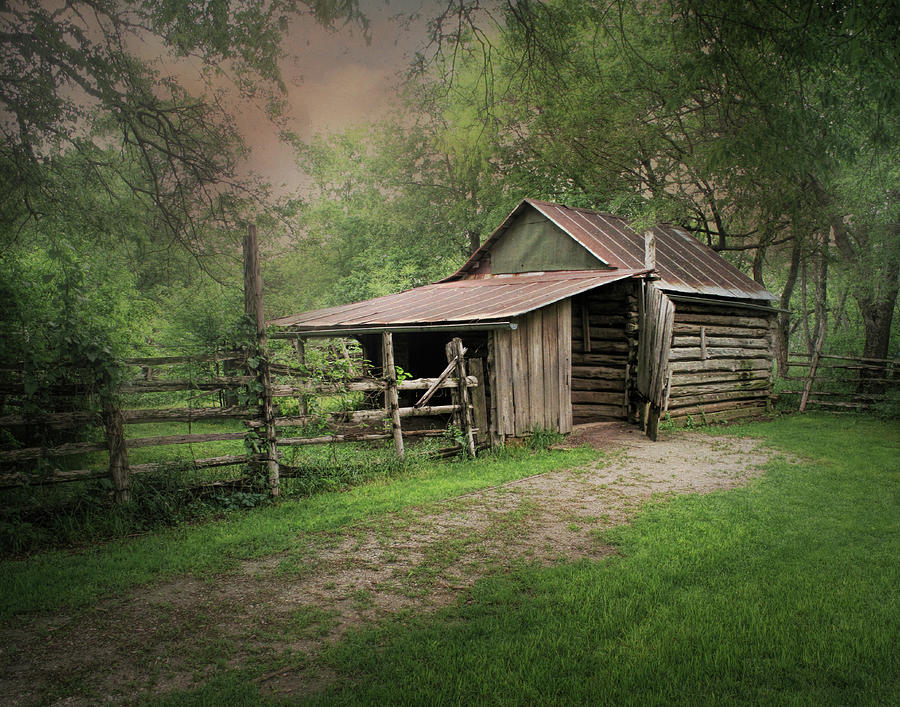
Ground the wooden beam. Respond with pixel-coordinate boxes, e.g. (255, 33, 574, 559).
(383, 331, 405, 460)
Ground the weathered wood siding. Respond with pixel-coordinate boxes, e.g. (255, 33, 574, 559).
(492, 300, 572, 437)
(489, 209, 607, 274)
(570, 281, 639, 423)
(665, 299, 776, 422)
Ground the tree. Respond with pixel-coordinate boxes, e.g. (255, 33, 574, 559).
(1, 0, 364, 255)
(407, 0, 899, 369)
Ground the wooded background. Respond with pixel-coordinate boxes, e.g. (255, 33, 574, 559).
(1, 0, 897, 417)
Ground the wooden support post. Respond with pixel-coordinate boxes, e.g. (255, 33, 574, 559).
(382, 332, 405, 459)
(646, 404, 661, 442)
(244, 224, 279, 496)
(486, 334, 503, 447)
(104, 402, 129, 503)
(447, 338, 477, 457)
(292, 337, 308, 416)
(339, 339, 356, 376)
(469, 358, 489, 446)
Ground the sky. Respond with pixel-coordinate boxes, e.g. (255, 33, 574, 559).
(226, 1, 439, 192)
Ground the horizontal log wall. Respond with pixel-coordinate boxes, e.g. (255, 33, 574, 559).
(571, 281, 638, 423)
(665, 299, 777, 422)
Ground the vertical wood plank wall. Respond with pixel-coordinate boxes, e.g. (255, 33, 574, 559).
(665, 299, 776, 422)
(570, 282, 639, 423)
(492, 300, 572, 437)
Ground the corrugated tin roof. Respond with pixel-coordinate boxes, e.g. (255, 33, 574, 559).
(448, 199, 776, 301)
(269, 269, 646, 331)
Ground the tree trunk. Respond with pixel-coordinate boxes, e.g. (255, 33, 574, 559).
(774, 234, 802, 378)
(858, 292, 899, 393)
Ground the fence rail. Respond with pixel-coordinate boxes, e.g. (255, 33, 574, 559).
(0, 229, 488, 500)
(0, 336, 485, 496)
(782, 353, 898, 412)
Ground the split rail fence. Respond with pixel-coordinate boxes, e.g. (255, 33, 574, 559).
(0, 335, 483, 500)
(781, 352, 899, 411)
(0, 227, 485, 501)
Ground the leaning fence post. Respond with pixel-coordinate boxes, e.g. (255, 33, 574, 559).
(799, 323, 825, 413)
(104, 401, 129, 503)
(244, 223, 279, 496)
(382, 332, 405, 460)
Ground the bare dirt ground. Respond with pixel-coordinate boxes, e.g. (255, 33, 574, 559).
(1, 423, 777, 705)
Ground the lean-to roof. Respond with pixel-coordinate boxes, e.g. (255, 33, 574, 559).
(269, 269, 646, 333)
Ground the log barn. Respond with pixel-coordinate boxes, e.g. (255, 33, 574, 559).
(271, 199, 778, 441)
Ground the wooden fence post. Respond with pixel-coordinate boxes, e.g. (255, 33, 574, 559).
(104, 401, 129, 502)
(382, 332, 405, 460)
(244, 224, 279, 496)
(447, 338, 477, 457)
(292, 337, 309, 417)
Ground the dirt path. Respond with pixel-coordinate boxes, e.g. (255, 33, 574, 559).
(1, 423, 776, 705)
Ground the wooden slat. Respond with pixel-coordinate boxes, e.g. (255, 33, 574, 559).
(469, 359, 489, 445)
(668, 379, 770, 397)
(572, 340, 629, 354)
(669, 369, 771, 386)
(572, 353, 627, 367)
(571, 377, 624, 392)
(528, 308, 545, 429)
(666, 389, 771, 408)
(570, 365, 626, 380)
(666, 398, 766, 415)
(125, 432, 246, 449)
(494, 329, 515, 437)
(383, 332, 405, 459)
(571, 391, 625, 405)
(0, 468, 108, 488)
(0, 411, 98, 429)
(801, 399, 867, 409)
(673, 323, 770, 339)
(119, 376, 254, 393)
(669, 358, 772, 374)
(672, 335, 770, 350)
(558, 300, 573, 433)
(244, 404, 460, 428)
(511, 316, 530, 436)
(665, 405, 766, 422)
(543, 304, 560, 431)
(270, 375, 475, 398)
(673, 313, 771, 329)
(277, 429, 448, 446)
(0, 440, 107, 463)
(573, 403, 625, 418)
(129, 454, 252, 474)
(669, 347, 769, 361)
(571, 325, 626, 342)
(124, 353, 244, 366)
(123, 407, 253, 424)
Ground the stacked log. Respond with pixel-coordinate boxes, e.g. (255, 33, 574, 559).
(571, 282, 638, 423)
(664, 300, 776, 423)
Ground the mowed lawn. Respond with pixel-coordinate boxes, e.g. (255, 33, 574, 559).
(156, 414, 899, 705)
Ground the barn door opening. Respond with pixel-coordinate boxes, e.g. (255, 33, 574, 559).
(636, 282, 675, 440)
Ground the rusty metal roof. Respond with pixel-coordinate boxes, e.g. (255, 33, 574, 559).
(269, 269, 646, 332)
(448, 199, 776, 301)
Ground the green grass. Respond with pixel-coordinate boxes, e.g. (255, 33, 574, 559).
(153, 413, 898, 706)
(298, 414, 898, 705)
(0, 445, 599, 619)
